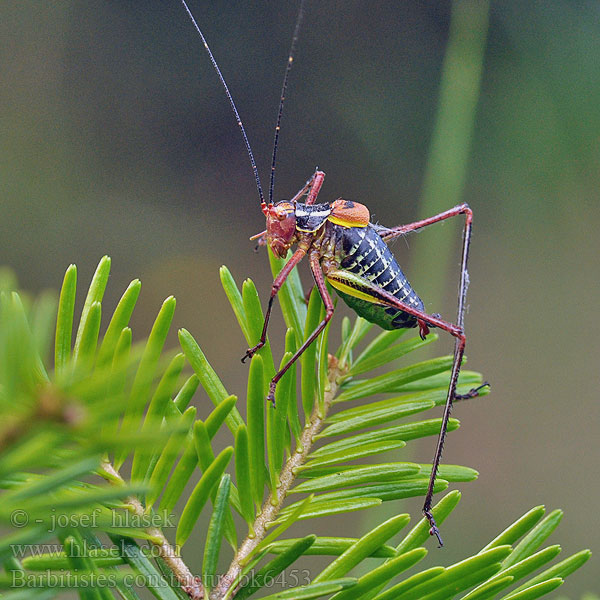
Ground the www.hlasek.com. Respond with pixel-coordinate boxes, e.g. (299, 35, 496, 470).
(11, 539, 179, 560)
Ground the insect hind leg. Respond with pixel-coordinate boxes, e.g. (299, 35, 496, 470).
(326, 241, 485, 546)
(378, 203, 473, 243)
(417, 312, 441, 340)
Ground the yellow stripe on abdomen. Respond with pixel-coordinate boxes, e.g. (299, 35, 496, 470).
(327, 277, 387, 305)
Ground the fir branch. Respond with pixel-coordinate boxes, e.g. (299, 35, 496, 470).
(215, 354, 346, 600)
(0, 260, 591, 600)
(98, 459, 204, 600)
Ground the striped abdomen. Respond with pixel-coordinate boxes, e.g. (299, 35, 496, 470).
(333, 223, 424, 330)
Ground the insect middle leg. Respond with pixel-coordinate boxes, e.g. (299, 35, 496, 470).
(289, 170, 325, 205)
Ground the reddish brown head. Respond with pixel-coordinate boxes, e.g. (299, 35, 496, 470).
(263, 201, 297, 258)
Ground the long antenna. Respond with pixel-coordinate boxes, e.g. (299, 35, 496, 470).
(269, 0, 306, 205)
(179, 0, 267, 212)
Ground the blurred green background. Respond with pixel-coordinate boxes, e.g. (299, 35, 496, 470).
(1, 0, 598, 595)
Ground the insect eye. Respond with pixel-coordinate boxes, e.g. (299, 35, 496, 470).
(274, 207, 291, 221)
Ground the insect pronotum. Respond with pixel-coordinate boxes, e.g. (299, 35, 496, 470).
(180, 0, 488, 546)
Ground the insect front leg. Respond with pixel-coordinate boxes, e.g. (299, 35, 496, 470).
(265, 250, 334, 405)
(242, 246, 307, 363)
